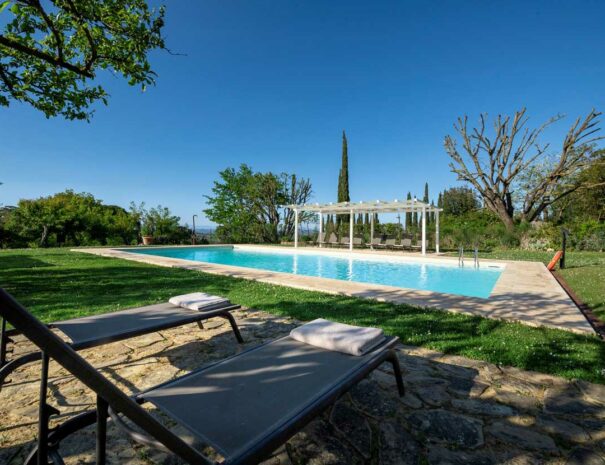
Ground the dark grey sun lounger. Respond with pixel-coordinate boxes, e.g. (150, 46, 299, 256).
(0, 299, 243, 389)
(0, 288, 404, 465)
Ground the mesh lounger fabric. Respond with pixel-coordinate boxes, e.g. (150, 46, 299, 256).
(143, 335, 397, 461)
(53, 302, 228, 346)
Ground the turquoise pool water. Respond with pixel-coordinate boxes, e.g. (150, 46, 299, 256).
(124, 246, 503, 298)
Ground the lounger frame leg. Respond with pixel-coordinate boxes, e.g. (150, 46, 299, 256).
(38, 352, 50, 465)
(96, 396, 108, 465)
(220, 312, 244, 343)
(36, 352, 60, 465)
(386, 349, 405, 397)
(24, 411, 99, 465)
(0, 317, 7, 367)
(0, 351, 43, 389)
(48, 449, 65, 465)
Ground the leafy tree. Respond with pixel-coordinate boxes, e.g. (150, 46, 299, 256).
(0, 0, 166, 120)
(142, 205, 188, 243)
(204, 165, 313, 244)
(281, 173, 314, 240)
(441, 187, 480, 216)
(204, 165, 258, 243)
(0, 205, 18, 247)
(549, 150, 605, 223)
(445, 109, 603, 230)
(128, 201, 146, 242)
(4, 190, 141, 246)
(2, 190, 188, 247)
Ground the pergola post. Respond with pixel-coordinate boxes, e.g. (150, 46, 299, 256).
(421, 206, 426, 255)
(285, 201, 440, 254)
(435, 210, 440, 254)
(349, 209, 353, 251)
(318, 212, 323, 248)
(294, 208, 299, 248)
(370, 212, 375, 249)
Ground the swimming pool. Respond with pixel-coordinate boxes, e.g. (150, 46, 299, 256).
(124, 246, 504, 298)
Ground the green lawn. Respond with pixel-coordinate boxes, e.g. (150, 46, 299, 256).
(473, 250, 605, 322)
(1, 248, 604, 384)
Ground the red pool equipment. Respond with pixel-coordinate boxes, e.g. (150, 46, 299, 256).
(547, 250, 564, 270)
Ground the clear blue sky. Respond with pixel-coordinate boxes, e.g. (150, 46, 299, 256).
(1, 0, 604, 226)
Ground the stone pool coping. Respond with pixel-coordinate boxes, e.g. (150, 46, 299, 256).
(74, 245, 595, 335)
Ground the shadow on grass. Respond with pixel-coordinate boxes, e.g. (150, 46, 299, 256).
(1, 249, 604, 383)
(0, 255, 54, 270)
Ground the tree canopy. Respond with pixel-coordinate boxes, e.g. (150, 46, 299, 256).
(549, 150, 605, 223)
(204, 164, 313, 244)
(0, 190, 188, 247)
(440, 186, 480, 216)
(444, 109, 603, 230)
(0, 0, 165, 120)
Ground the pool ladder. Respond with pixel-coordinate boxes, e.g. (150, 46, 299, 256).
(459, 246, 480, 268)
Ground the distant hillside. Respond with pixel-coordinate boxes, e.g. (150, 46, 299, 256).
(194, 227, 216, 234)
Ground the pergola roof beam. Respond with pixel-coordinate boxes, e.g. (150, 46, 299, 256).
(285, 199, 443, 214)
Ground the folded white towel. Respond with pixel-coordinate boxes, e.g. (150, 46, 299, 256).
(290, 318, 385, 356)
(169, 292, 230, 311)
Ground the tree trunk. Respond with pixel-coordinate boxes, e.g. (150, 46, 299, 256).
(485, 196, 516, 231)
(499, 211, 516, 231)
(39, 225, 49, 247)
(505, 193, 514, 218)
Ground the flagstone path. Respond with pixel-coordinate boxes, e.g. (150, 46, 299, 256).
(1, 309, 604, 464)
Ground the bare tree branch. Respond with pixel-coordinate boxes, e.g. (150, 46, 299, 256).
(444, 109, 602, 230)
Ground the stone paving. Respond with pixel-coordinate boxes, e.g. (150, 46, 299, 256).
(1, 309, 604, 465)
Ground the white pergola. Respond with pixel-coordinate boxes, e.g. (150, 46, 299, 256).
(286, 199, 443, 255)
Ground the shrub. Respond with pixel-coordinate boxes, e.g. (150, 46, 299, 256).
(570, 221, 605, 251)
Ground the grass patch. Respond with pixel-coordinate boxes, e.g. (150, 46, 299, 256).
(473, 250, 605, 268)
(472, 250, 605, 322)
(1, 248, 604, 384)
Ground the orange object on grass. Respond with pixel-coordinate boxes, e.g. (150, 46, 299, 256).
(547, 250, 564, 270)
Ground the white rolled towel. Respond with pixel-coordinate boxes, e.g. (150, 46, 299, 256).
(169, 292, 230, 311)
(290, 318, 385, 356)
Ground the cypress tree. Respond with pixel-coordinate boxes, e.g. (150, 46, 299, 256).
(412, 194, 418, 228)
(364, 213, 369, 225)
(337, 131, 350, 225)
(423, 182, 430, 226)
(339, 131, 350, 203)
(406, 192, 412, 229)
